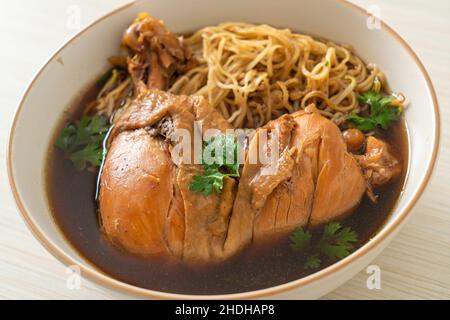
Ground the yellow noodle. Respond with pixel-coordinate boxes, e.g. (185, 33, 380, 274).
(169, 22, 386, 128)
(91, 22, 397, 130)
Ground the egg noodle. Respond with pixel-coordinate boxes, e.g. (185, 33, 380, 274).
(88, 22, 392, 129)
(168, 22, 387, 128)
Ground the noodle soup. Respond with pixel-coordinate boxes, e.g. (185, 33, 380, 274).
(46, 15, 409, 294)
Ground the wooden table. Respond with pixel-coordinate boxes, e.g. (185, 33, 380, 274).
(0, 0, 449, 299)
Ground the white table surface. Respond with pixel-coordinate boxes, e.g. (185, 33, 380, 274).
(0, 0, 449, 299)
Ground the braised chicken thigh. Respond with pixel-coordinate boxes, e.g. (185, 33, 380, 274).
(100, 93, 373, 262)
(97, 14, 403, 263)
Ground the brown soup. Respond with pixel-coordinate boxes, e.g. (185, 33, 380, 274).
(46, 83, 408, 295)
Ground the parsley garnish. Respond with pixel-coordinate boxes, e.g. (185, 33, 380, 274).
(347, 91, 401, 131)
(290, 222, 358, 270)
(189, 133, 240, 196)
(55, 115, 109, 171)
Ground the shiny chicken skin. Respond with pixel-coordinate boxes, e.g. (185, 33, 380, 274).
(99, 14, 401, 263)
(100, 95, 369, 262)
(226, 106, 367, 254)
(100, 90, 238, 261)
(100, 128, 174, 255)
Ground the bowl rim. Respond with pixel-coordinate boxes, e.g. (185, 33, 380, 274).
(6, 0, 441, 299)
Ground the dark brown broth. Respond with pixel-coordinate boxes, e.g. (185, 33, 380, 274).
(46, 84, 408, 295)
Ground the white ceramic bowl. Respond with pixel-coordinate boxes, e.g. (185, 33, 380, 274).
(7, 0, 440, 299)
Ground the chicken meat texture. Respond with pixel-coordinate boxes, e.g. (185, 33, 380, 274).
(100, 89, 236, 261)
(99, 92, 370, 263)
(355, 136, 402, 187)
(98, 14, 402, 263)
(225, 106, 367, 255)
(122, 12, 194, 91)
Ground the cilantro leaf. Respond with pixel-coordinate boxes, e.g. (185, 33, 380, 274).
(374, 106, 401, 130)
(68, 144, 104, 171)
(290, 222, 358, 270)
(347, 90, 401, 132)
(322, 221, 342, 237)
(55, 115, 109, 170)
(290, 228, 312, 252)
(190, 168, 229, 196)
(55, 124, 77, 151)
(189, 133, 240, 196)
(318, 222, 358, 261)
(304, 254, 321, 269)
(346, 114, 377, 131)
(358, 91, 384, 112)
(202, 134, 240, 174)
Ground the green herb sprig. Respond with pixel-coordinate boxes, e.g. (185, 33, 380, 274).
(290, 222, 358, 270)
(347, 91, 401, 132)
(55, 115, 109, 170)
(189, 133, 240, 196)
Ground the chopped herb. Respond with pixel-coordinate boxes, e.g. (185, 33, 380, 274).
(290, 222, 358, 270)
(324, 60, 330, 68)
(289, 228, 312, 252)
(55, 115, 109, 170)
(189, 133, 240, 196)
(347, 90, 401, 132)
(319, 222, 358, 260)
(304, 254, 321, 269)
